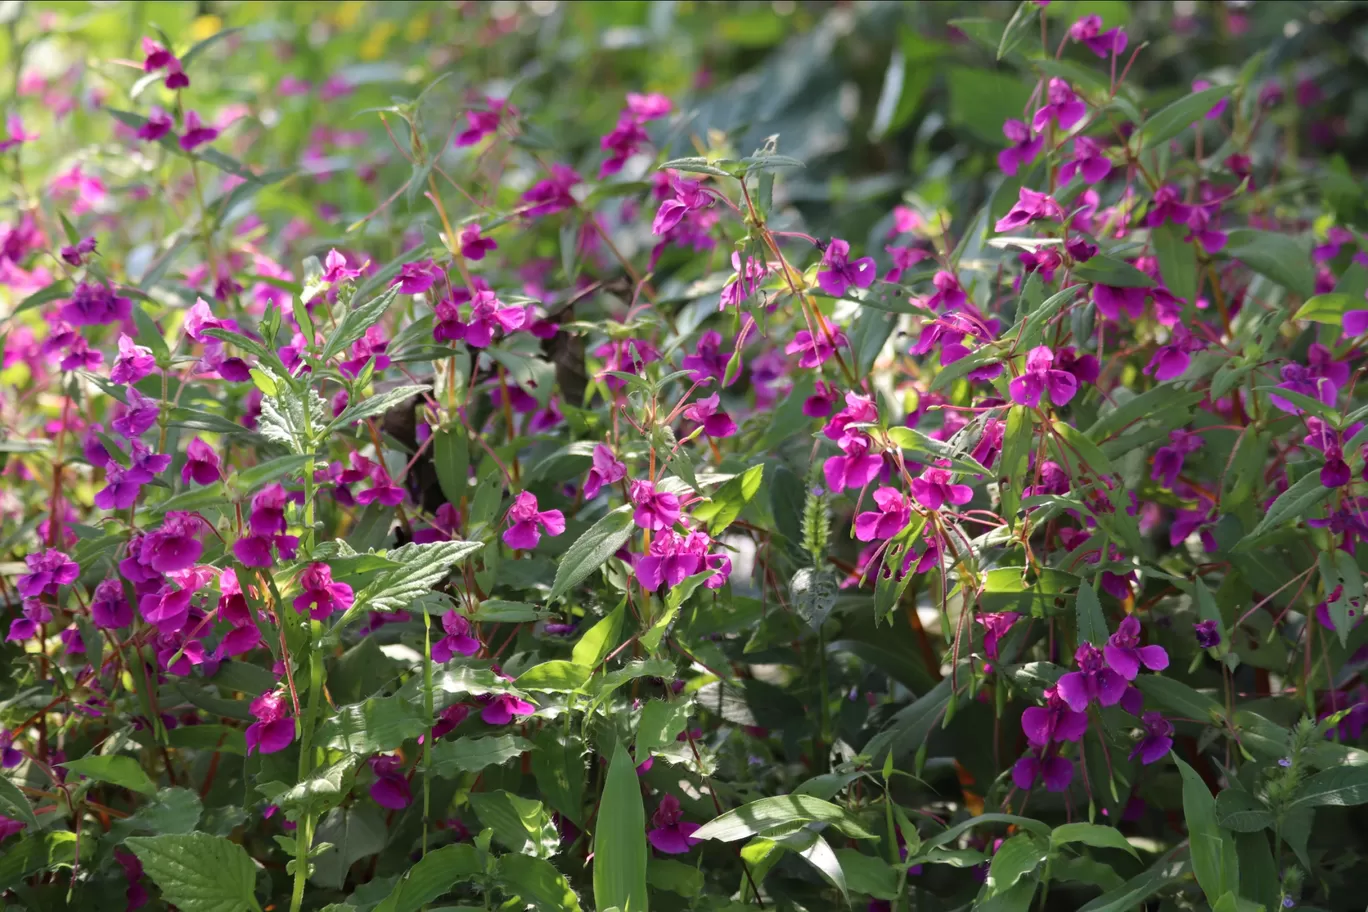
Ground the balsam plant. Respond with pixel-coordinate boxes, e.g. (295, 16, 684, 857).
(2, 2, 1368, 911)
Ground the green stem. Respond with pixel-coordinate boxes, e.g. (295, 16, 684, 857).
(422, 609, 434, 858)
(289, 631, 324, 912)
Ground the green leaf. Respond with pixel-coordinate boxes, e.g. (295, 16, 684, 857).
(1050, 822, 1139, 857)
(372, 844, 482, 912)
(1224, 229, 1317, 297)
(915, 814, 1050, 856)
(691, 464, 764, 536)
(863, 676, 955, 764)
(0, 773, 40, 831)
(1072, 256, 1155, 288)
(1294, 292, 1358, 325)
(1175, 755, 1239, 906)
(233, 454, 313, 493)
(1152, 222, 1197, 306)
(1234, 471, 1332, 548)
(849, 307, 895, 375)
(125, 833, 258, 912)
(11, 280, 72, 317)
(432, 735, 534, 777)
(321, 286, 401, 361)
(353, 539, 485, 615)
(549, 506, 634, 601)
(986, 834, 1046, 896)
(999, 405, 1034, 525)
(1137, 84, 1234, 148)
(887, 426, 990, 476)
(1286, 766, 1368, 811)
(113, 787, 203, 836)
(1049, 419, 1113, 477)
(1135, 676, 1224, 723)
(946, 64, 1034, 145)
(515, 660, 591, 692)
(132, 305, 172, 367)
(328, 384, 432, 434)
(1214, 790, 1275, 832)
(692, 794, 877, 842)
(1085, 386, 1204, 442)
(433, 426, 470, 504)
(572, 601, 625, 668)
(314, 696, 428, 753)
(1077, 850, 1191, 912)
(594, 743, 649, 912)
(833, 849, 898, 899)
(61, 754, 157, 796)
(1075, 580, 1109, 646)
(531, 730, 586, 826)
(470, 790, 559, 858)
(647, 858, 705, 897)
(636, 699, 690, 758)
(496, 853, 585, 911)
(179, 27, 244, 68)
(276, 756, 358, 818)
(785, 830, 848, 901)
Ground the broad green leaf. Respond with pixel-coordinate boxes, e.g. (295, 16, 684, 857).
(636, 699, 690, 758)
(321, 286, 401, 361)
(328, 384, 432, 433)
(1151, 222, 1197, 306)
(432, 735, 534, 777)
(833, 848, 898, 899)
(550, 506, 634, 601)
(353, 539, 485, 615)
(1077, 850, 1190, 912)
(572, 600, 625, 668)
(887, 425, 990, 475)
(1050, 822, 1139, 857)
(1072, 256, 1155, 288)
(594, 743, 649, 912)
(372, 844, 482, 912)
(275, 756, 358, 817)
(233, 454, 313, 493)
(1234, 471, 1332, 548)
(1175, 755, 1239, 906)
(1214, 790, 1275, 832)
(61, 754, 157, 796)
(1135, 676, 1224, 723)
(1049, 419, 1113, 476)
(0, 773, 40, 831)
(692, 794, 877, 842)
(691, 464, 764, 536)
(1137, 84, 1234, 148)
(1075, 580, 1108, 645)
(864, 675, 956, 764)
(1294, 292, 1358, 325)
(315, 696, 428, 753)
(986, 834, 1046, 894)
(999, 405, 1034, 525)
(1085, 386, 1204, 442)
(496, 853, 585, 911)
(125, 833, 258, 912)
(531, 730, 586, 826)
(1224, 229, 1316, 297)
(311, 806, 387, 890)
(916, 814, 1050, 856)
(1286, 766, 1368, 811)
(515, 660, 591, 692)
(647, 858, 705, 897)
(432, 426, 470, 504)
(470, 791, 559, 858)
(113, 787, 203, 836)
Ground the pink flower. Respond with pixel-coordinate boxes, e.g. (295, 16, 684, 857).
(1130, 712, 1174, 765)
(368, 755, 412, 809)
(627, 92, 673, 119)
(521, 163, 579, 217)
(976, 611, 1019, 661)
(478, 692, 536, 725)
(0, 113, 37, 152)
(181, 437, 221, 485)
(823, 432, 884, 493)
(433, 612, 481, 662)
(140, 512, 204, 573)
(110, 333, 156, 385)
(1022, 685, 1087, 747)
(16, 549, 79, 598)
(584, 444, 626, 499)
(994, 187, 1064, 233)
(816, 238, 877, 298)
(392, 259, 442, 295)
(179, 111, 218, 151)
(1060, 137, 1111, 184)
(322, 248, 363, 284)
(997, 119, 1042, 176)
(1057, 643, 1127, 711)
(855, 487, 912, 542)
(630, 480, 681, 531)
(1009, 346, 1077, 408)
(457, 224, 497, 261)
(292, 563, 354, 620)
(1103, 615, 1169, 680)
(785, 328, 847, 369)
(1031, 78, 1086, 133)
(647, 795, 701, 854)
(90, 578, 134, 629)
(683, 393, 737, 438)
(137, 106, 173, 142)
(245, 691, 294, 755)
(502, 491, 565, 549)
(652, 176, 712, 236)
(911, 468, 973, 511)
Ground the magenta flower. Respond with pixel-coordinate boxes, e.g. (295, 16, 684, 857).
(141, 36, 176, 71)
(0, 113, 36, 151)
(684, 393, 738, 438)
(463, 290, 527, 348)
(1032, 78, 1086, 132)
(652, 176, 713, 236)
(245, 691, 294, 755)
(1012, 748, 1073, 792)
(1342, 309, 1368, 339)
(7, 598, 49, 642)
(356, 466, 406, 506)
(432, 612, 481, 662)
(16, 549, 79, 598)
(816, 238, 877, 298)
(926, 270, 967, 311)
(647, 795, 701, 854)
(59, 335, 103, 372)
(1104, 616, 1169, 680)
(90, 578, 134, 629)
(1194, 620, 1221, 649)
(584, 444, 627, 499)
(112, 388, 160, 439)
(0, 814, 26, 841)
(339, 325, 390, 378)
(1146, 185, 1193, 228)
(110, 333, 156, 385)
(521, 163, 580, 217)
(997, 119, 1043, 176)
(627, 92, 672, 119)
(1060, 137, 1111, 184)
(1130, 712, 1174, 765)
(322, 249, 363, 284)
(720, 253, 769, 311)
(292, 563, 354, 621)
(976, 611, 1020, 662)
(1152, 429, 1202, 488)
(0, 731, 21, 769)
(60, 281, 131, 326)
(595, 338, 660, 389)
(911, 468, 973, 511)
(1144, 326, 1202, 382)
(680, 331, 729, 384)
(393, 259, 441, 295)
(599, 113, 650, 178)
(804, 381, 840, 418)
(181, 437, 221, 486)
(457, 223, 497, 260)
(630, 480, 681, 531)
(637, 530, 704, 591)
(994, 187, 1065, 233)
(1057, 643, 1128, 711)
(1022, 686, 1088, 748)
(1184, 205, 1227, 253)
(1270, 345, 1347, 413)
(502, 491, 566, 549)
(1069, 15, 1128, 57)
(855, 487, 913, 542)
(234, 533, 299, 568)
(141, 512, 204, 573)
(823, 432, 884, 493)
(60, 235, 97, 267)
(137, 106, 173, 142)
(1192, 79, 1229, 119)
(1009, 346, 1078, 408)
(179, 111, 218, 151)
(455, 98, 504, 146)
(784, 328, 847, 369)
(478, 692, 536, 725)
(884, 246, 930, 283)
(248, 483, 289, 535)
(369, 755, 412, 809)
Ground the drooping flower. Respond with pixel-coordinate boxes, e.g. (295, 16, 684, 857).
(1130, 712, 1174, 765)
(60, 281, 132, 326)
(683, 393, 738, 438)
(652, 176, 712, 236)
(784, 328, 847, 369)
(855, 487, 913, 542)
(926, 271, 967, 311)
(1057, 643, 1128, 711)
(368, 755, 412, 810)
(1012, 748, 1073, 792)
(457, 223, 497, 261)
(998, 119, 1042, 176)
(584, 444, 627, 500)
(637, 530, 704, 591)
(322, 248, 363, 284)
(59, 235, 97, 267)
(1194, 620, 1221, 649)
(432, 612, 481, 662)
(976, 612, 1020, 662)
(245, 691, 294, 755)
(521, 163, 580, 217)
(0, 730, 21, 769)
(1104, 616, 1169, 681)
(109, 334, 156, 385)
(137, 106, 174, 142)
(911, 468, 973, 511)
(179, 111, 218, 151)
(478, 691, 536, 725)
(90, 578, 134, 629)
(823, 432, 885, 493)
(1009, 346, 1078, 408)
(292, 563, 354, 620)
(1060, 137, 1111, 184)
(1152, 429, 1203, 489)
(392, 259, 441, 295)
(181, 437, 221, 486)
(816, 238, 877, 298)
(647, 795, 701, 854)
(994, 187, 1065, 233)
(502, 491, 566, 549)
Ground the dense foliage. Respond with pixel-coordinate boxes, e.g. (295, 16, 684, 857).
(4, 2, 1368, 910)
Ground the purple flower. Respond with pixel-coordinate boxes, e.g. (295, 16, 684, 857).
(369, 755, 412, 809)
(458, 224, 497, 261)
(683, 393, 738, 438)
(455, 98, 504, 146)
(433, 612, 481, 662)
(356, 466, 406, 506)
(599, 113, 650, 178)
(1146, 185, 1193, 228)
(680, 331, 729, 384)
(630, 480, 681, 531)
(1070, 15, 1127, 57)
(0, 814, 26, 841)
(823, 433, 884, 493)
(181, 437, 221, 486)
(595, 338, 660, 389)
(1009, 346, 1078, 408)
(1144, 326, 1203, 382)
(1342, 309, 1368, 339)
(60, 281, 132, 326)
(1184, 205, 1227, 254)
(110, 333, 156, 385)
(16, 549, 79, 597)
(179, 111, 218, 151)
(1152, 429, 1203, 488)
(141, 512, 204, 573)
(292, 563, 354, 620)
(60, 235, 97, 267)
(392, 259, 442, 295)
(112, 388, 160, 440)
(1060, 137, 1111, 184)
(1012, 748, 1073, 792)
(1270, 344, 1347, 414)
(521, 163, 579, 217)
(245, 691, 294, 755)
(90, 578, 134, 629)
(855, 488, 913, 542)
(137, 106, 174, 142)
(479, 692, 536, 725)
(0, 730, 21, 769)
(998, 119, 1043, 176)
(1057, 643, 1128, 711)
(322, 249, 363, 284)
(234, 533, 299, 568)
(1194, 620, 1221, 649)
(1192, 79, 1229, 119)
(994, 187, 1065, 233)
(784, 328, 847, 369)
(816, 238, 877, 298)
(340, 326, 391, 378)
(584, 444, 627, 499)
(652, 176, 712, 236)
(1092, 284, 1147, 322)
(1022, 685, 1088, 747)
(884, 246, 931, 283)
(502, 491, 566, 549)
(720, 253, 769, 311)
(637, 530, 704, 591)
(911, 468, 973, 511)
(647, 795, 701, 854)
(1104, 616, 1169, 681)
(976, 611, 1020, 661)
(1130, 712, 1174, 765)
(1032, 78, 1086, 133)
